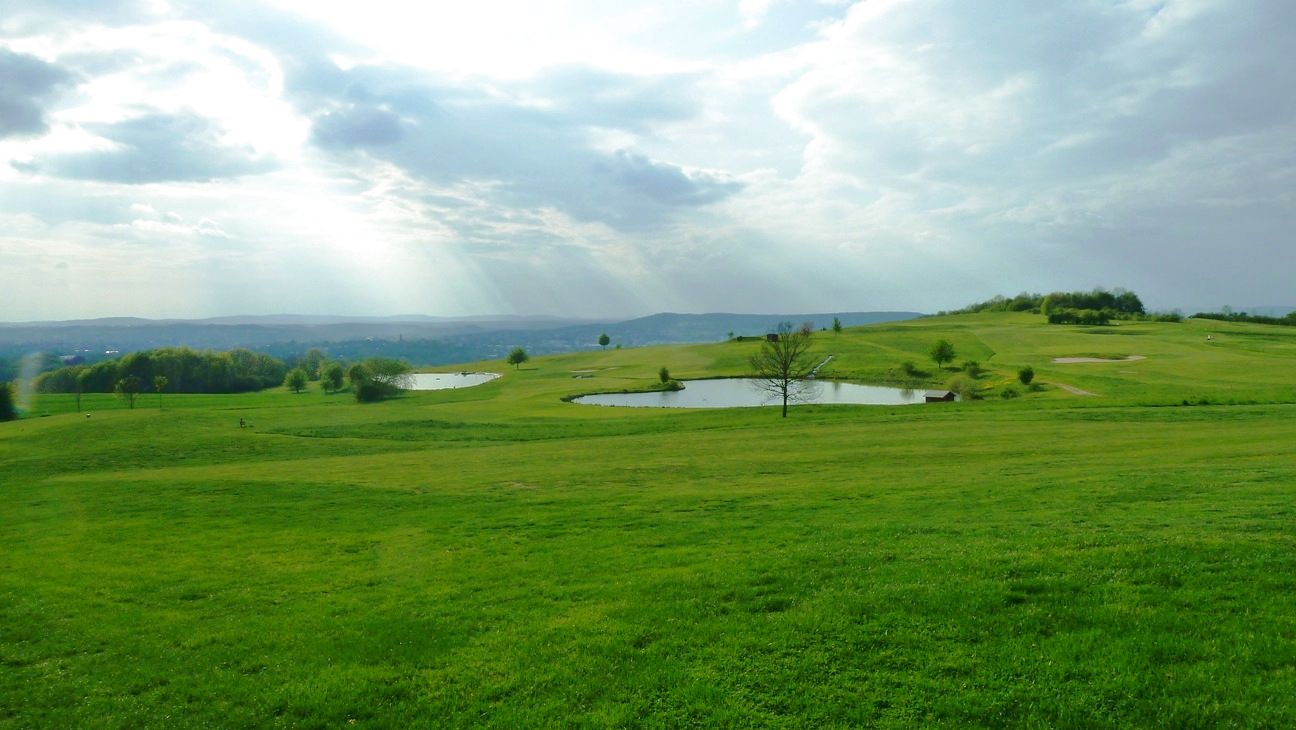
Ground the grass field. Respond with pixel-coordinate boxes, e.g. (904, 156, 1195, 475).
(3, 314, 1295, 727)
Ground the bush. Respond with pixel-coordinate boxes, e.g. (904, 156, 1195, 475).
(354, 381, 391, 402)
(962, 360, 982, 377)
(902, 361, 921, 377)
(946, 375, 977, 400)
(1000, 387, 1020, 399)
(348, 357, 412, 402)
(0, 381, 16, 421)
(659, 366, 671, 383)
(1018, 366, 1035, 385)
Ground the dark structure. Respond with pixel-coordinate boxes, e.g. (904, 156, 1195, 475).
(924, 390, 956, 403)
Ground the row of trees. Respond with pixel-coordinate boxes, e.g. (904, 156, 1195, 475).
(1046, 308, 1112, 325)
(35, 347, 286, 395)
(283, 357, 416, 402)
(1192, 310, 1296, 327)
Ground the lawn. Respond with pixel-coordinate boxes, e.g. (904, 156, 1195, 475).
(2, 314, 1295, 726)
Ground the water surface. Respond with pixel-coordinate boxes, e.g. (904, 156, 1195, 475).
(409, 372, 501, 390)
(572, 378, 924, 408)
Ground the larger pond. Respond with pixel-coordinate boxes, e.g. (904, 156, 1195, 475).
(571, 378, 926, 409)
(408, 372, 501, 390)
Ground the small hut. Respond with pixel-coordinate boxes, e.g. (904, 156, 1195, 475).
(924, 389, 956, 403)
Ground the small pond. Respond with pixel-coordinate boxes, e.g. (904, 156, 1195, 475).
(571, 378, 926, 409)
(408, 372, 501, 390)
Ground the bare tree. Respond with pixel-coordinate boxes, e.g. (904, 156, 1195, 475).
(749, 322, 819, 418)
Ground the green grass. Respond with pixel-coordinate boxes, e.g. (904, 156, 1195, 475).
(3, 313, 1296, 726)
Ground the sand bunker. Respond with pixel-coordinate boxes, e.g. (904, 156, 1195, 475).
(1052, 355, 1146, 364)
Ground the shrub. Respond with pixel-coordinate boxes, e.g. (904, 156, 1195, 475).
(1018, 366, 1035, 385)
(1000, 386, 1020, 399)
(962, 360, 982, 377)
(348, 358, 412, 402)
(946, 375, 976, 400)
(354, 381, 389, 402)
(0, 381, 16, 421)
(659, 366, 671, 383)
(902, 361, 921, 377)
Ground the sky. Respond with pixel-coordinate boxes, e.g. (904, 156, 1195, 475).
(1, 0, 1293, 321)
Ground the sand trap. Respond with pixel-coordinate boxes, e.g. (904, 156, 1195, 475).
(1052, 355, 1146, 364)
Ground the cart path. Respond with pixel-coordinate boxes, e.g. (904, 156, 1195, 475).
(1051, 381, 1100, 396)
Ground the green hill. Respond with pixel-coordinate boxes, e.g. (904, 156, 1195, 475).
(2, 313, 1295, 726)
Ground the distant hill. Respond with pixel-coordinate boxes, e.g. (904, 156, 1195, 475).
(560, 311, 924, 347)
(0, 311, 923, 368)
(249, 312, 925, 366)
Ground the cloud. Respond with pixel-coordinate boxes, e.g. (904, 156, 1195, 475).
(299, 62, 742, 230)
(0, 0, 153, 33)
(312, 105, 405, 149)
(605, 151, 741, 206)
(525, 65, 701, 131)
(0, 48, 75, 138)
(752, 0, 1296, 299)
(23, 110, 276, 183)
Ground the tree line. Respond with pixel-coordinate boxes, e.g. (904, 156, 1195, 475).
(35, 347, 287, 394)
(1191, 310, 1296, 327)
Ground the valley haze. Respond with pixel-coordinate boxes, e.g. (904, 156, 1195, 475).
(0, 311, 922, 367)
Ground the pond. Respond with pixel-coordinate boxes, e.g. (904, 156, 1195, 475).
(408, 372, 501, 390)
(571, 378, 927, 409)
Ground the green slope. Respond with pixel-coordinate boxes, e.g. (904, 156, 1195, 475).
(2, 313, 1295, 727)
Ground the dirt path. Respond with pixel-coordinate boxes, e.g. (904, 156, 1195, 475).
(1051, 382, 1100, 396)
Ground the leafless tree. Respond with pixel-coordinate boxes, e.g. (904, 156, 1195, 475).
(749, 322, 819, 417)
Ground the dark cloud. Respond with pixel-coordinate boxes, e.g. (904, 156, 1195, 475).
(605, 151, 741, 207)
(298, 63, 740, 229)
(24, 111, 274, 183)
(312, 105, 405, 149)
(0, 48, 75, 138)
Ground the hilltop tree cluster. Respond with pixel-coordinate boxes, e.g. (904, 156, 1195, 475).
(947, 288, 1147, 318)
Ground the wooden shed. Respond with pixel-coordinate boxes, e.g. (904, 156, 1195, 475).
(924, 389, 956, 403)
